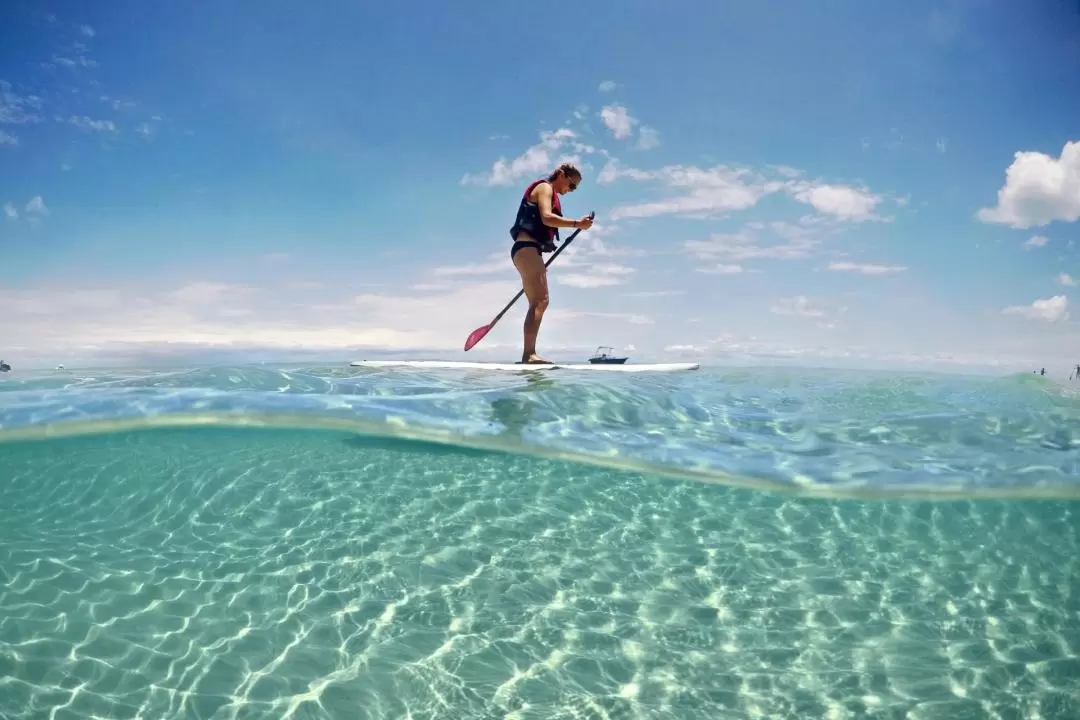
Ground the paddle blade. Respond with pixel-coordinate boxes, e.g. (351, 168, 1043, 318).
(463, 323, 492, 351)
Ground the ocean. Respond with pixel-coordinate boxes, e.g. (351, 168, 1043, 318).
(1, 363, 1078, 719)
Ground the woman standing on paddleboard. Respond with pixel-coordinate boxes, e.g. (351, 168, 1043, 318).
(508, 163, 594, 364)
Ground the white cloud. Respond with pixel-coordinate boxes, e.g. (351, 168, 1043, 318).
(430, 256, 510, 278)
(697, 263, 744, 275)
(80, 25, 96, 37)
(0, 130, 17, 146)
(460, 128, 586, 186)
(623, 290, 685, 298)
(24, 196, 48, 216)
(593, 103, 660, 149)
(570, 310, 652, 325)
(164, 281, 258, 307)
(936, 138, 948, 153)
(684, 222, 819, 263)
(0, 81, 43, 124)
(596, 159, 654, 185)
(556, 263, 636, 288)
(0, 282, 489, 354)
(3, 202, 17, 219)
(600, 104, 635, 140)
(1059, 273, 1077, 287)
(66, 115, 117, 133)
(664, 343, 709, 354)
(598, 80, 617, 93)
(1001, 295, 1069, 323)
(770, 295, 831, 318)
(827, 261, 906, 275)
(788, 182, 885, 222)
(101, 96, 139, 111)
(976, 141, 1080, 229)
(1024, 235, 1048, 249)
(49, 54, 98, 70)
(771, 165, 802, 179)
(604, 162, 891, 224)
(610, 165, 782, 220)
(546, 233, 639, 289)
(413, 229, 641, 295)
(635, 126, 660, 150)
(0, 272, 665, 364)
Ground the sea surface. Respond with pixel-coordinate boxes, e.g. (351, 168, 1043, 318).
(1, 362, 1078, 719)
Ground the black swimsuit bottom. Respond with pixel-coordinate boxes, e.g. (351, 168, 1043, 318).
(510, 239, 541, 260)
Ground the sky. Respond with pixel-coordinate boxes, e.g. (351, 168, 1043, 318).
(1, 0, 1079, 372)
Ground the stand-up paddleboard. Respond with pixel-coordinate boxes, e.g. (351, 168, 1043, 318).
(349, 359, 700, 373)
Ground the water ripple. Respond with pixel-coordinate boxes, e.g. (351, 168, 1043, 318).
(1, 363, 1079, 499)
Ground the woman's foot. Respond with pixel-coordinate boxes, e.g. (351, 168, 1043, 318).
(520, 353, 553, 364)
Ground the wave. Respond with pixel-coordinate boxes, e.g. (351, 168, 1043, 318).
(2, 363, 1079, 501)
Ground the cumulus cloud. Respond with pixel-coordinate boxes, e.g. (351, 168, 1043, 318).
(597, 103, 659, 150)
(598, 80, 617, 93)
(976, 141, 1080, 229)
(600, 104, 635, 140)
(0, 130, 17, 146)
(3, 202, 17, 220)
(788, 182, 885, 222)
(1058, 273, 1077, 287)
(1024, 235, 1049, 249)
(460, 128, 591, 186)
(1001, 295, 1069, 323)
(24, 195, 48, 216)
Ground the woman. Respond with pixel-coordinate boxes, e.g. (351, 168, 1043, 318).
(508, 163, 594, 364)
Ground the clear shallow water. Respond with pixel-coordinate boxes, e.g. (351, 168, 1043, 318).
(2, 363, 1079, 498)
(1, 364, 1079, 718)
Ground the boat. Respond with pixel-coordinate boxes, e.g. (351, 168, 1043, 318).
(587, 346, 628, 365)
(0, 360, 10, 372)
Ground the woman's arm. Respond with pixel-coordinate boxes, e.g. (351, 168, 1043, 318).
(534, 182, 583, 229)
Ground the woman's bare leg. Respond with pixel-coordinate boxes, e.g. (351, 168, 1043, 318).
(512, 245, 550, 363)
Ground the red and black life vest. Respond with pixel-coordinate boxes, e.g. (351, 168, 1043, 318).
(509, 178, 562, 251)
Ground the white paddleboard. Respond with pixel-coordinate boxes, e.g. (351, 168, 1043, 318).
(349, 359, 700, 373)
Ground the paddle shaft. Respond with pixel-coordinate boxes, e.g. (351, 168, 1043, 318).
(488, 211, 595, 326)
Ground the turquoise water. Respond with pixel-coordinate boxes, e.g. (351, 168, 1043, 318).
(1, 364, 1078, 718)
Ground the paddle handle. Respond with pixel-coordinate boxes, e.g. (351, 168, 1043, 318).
(490, 211, 595, 324)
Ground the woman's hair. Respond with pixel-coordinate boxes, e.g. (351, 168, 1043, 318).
(547, 162, 581, 181)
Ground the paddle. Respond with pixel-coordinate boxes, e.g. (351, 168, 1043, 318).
(464, 211, 595, 351)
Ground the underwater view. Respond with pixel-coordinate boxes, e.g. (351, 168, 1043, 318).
(1, 364, 1078, 719)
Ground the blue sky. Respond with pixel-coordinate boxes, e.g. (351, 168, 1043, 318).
(2, 1, 1079, 371)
